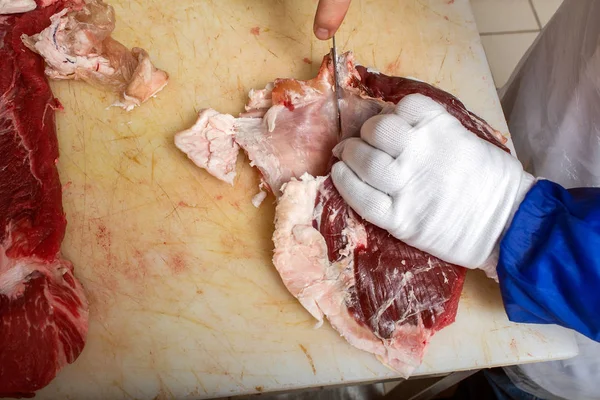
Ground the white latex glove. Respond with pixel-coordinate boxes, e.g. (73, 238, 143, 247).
(331, 94, 535, 273)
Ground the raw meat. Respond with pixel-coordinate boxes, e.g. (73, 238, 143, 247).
(174, 110, 240, 185)
(0, 1, 88, 397)
(175, 67, 343, 194)
(21, 0, 168, 111)
(274, 175, 464, 374)
(175, 53, 508, 376)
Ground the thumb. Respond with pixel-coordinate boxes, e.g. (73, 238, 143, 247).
(313, 0, 352, 40)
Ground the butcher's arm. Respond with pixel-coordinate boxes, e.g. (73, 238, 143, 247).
(331, 93, 600, 340)
(313, 0, 352, 39)
(498, 181, 600, 340)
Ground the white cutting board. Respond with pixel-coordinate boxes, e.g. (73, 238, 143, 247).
(36, 0, 577, 398)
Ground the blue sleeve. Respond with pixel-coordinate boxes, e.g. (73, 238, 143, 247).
(497, 180, 600, 341)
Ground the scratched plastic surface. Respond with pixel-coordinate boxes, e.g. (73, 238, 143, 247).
(36, 0, 577, 399)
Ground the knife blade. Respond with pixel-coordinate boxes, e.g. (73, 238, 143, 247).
(330, 35, 343, 138)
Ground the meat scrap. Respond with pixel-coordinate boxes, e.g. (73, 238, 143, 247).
(175, 52, 508, 376)
(175, 110, 240, 185)
(0, 1, 88, 397)
(21, 0, 168, 111)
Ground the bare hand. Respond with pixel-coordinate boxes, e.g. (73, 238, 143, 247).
(313, 0, 351, 40)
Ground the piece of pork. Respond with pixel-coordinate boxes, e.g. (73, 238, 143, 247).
(21, 0, 168, 111)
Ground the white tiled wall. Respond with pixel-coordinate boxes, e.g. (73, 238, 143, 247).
(531, 0, 564, 26)
(470, 0, 563, 88)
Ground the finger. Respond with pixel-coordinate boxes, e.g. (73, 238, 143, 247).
(313, 0, 351, 40)
(394, 93, 446, 126)
(331, 161, 394, 230)
(360, 113, 414, 158)
(337, 138, 402, 194)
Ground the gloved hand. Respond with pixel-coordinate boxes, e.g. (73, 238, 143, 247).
(331, 93, 536, 273)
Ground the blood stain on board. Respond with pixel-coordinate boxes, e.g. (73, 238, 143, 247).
(125, 249, 149, 280)
(86, 274, 120, 311)
(170, 253, 187, 274)
(96, 223, 111, 251)
(220, 234, 237, 249)
(385, 55, 402, 74)
(303, 57, 312, 65)
(250, 26, 260, 36)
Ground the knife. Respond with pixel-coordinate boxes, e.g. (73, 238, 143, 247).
(330, 35, 343, 138)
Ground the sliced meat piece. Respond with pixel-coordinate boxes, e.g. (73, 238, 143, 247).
(0, 2, 88, 397)
(174, 52, 508, 376)
(174, 63, 341, 196)
(21, 0, 168, 111)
